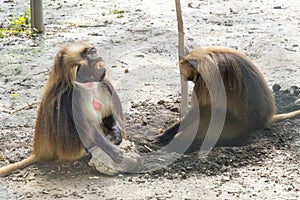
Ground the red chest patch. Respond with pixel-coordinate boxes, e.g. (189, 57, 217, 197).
(93, 98, 102, 112)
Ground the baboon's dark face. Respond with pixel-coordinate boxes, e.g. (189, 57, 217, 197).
(179, 59, 198, 83)
(76, 47, 107, 83)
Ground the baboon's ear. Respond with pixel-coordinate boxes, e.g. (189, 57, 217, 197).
(53, 50, 65, 71)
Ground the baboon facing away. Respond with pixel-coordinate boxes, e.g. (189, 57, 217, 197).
(0, 43, 129, 176)
(154, 47, 300, 151)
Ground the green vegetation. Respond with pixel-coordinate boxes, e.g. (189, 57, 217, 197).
(10, 93, 18, 101)
(0, 8, 38, 38)
(111, 9, 124, 18)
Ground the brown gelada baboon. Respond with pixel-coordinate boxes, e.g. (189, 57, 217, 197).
(154, 46, 300, 152)
(0, 42, 127, 177)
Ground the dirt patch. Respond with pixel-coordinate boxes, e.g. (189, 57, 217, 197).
(127, 88, 300, 178)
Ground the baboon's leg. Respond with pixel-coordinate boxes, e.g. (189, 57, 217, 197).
(154, 108, 199, 144)
(182, 110, 248, 153)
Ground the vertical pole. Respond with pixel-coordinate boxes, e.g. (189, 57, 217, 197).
(30, 0, 44, 32)
(175, 0, 188, 117)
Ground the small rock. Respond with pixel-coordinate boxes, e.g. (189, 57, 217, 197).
(170, 107, 179, 112)
(157, 100, 165, 105)
(229, 8, 238, 14)
(29, 43, 39, 47)
(28, 174, 36, 181)
(25, 192, 33, 198)
(181, 172, 187, 179)
(282, 89, 290, 94)
(293, 89, 300, 96)
(136, 179, 145, 184)
(142, 121, 147, 126)
(272, 84, 281, 92)
(42, 190, 50, 194)
(124, 68, 129, 73)
(131, 103, 138, 108)
(224, 21, 233, 26)
(291, 86, 300, 96)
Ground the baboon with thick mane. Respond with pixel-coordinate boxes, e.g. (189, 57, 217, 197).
(0, 42, 126, 176)
(155, 47, 300, 151)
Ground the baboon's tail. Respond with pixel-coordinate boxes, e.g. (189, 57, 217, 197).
(267, 110, 300, 125)
(0, 154, 38, 177)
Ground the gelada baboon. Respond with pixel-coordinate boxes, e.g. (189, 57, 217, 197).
(0, 42, 127, 176)
(155, 46, 300, 151)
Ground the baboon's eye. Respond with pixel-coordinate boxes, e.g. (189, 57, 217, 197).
(83, 48, 98, 59)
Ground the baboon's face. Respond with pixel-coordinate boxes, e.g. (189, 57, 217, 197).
(179, 59, 198, 83)
(76, 47, 107, 83)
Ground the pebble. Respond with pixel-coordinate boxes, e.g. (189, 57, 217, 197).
(180, 172, 187, 179)
(136, 179, 146, 184)
(157, 100, 165, 105)
(291, 86, 300, 96)
(272, 84, 281, 92)
(170, 107, 179, 112)
(282, 89, 290, 94)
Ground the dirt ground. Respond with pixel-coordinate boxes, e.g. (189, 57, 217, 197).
(0, 0, 300, 199)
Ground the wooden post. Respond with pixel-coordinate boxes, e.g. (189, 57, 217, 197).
(175, 0, 188, 116)
(30, 0, 44, 32)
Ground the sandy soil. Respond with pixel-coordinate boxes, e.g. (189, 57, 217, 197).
(0, 0, 300, 199)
